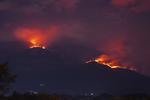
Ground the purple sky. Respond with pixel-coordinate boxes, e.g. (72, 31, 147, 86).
(0, 0, 150, 75)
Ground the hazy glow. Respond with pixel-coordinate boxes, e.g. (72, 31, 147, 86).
(29, 38, 46, 49)
(86, 54, 136, 71)
(94, 54, 125, 69)
(15, 26, 60, 49)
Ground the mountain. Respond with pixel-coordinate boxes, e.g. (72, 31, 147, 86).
(7, 47, 150, 95)
(0, 41, 150, 95)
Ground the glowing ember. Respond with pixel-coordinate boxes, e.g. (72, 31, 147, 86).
(29, 38, 46, 49)
(15, 28, 49, 49)
(86, 54, 130, 69)
(30, 45, 46, 49)
(15, 26, 60, 50)
(94, 54, 126, 69)
(86, 37, 136, 71)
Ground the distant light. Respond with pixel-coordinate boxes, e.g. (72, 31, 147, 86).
(33, 91, 38, 94)
(40, 83, 46, 87)
(29, 90, 38, 94)
(42, 46, 46, 49)
(85, 60, 93, 64)
(90, 93, 94, 96)
(30, 45, 46, 49)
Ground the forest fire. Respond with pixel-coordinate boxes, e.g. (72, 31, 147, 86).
(15, 26, 60, 50)
(15, 26, 61, 50)
(86, 54, 132, 70)
(29, 38, 46, 49)
(15, 28, 52, 50)
(85, 36, 136, 71)
(94, 54, 127, 69)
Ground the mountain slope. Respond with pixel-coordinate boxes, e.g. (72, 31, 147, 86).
(9, 48, 150, 95)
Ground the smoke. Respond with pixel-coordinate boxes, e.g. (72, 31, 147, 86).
(15, 25, 60, 47)
(53, 0, 80, 12)
(0, 0, 150, 75)
(14, 21, 84, 47)
(0, 0, 80, 14)
(111, 0, 150, 13)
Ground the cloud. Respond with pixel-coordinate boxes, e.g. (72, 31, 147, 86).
(111, 0, 150, 13)
(112, 0, 136, 7)
(53, 0, 79, 12)
(15, 25, 60, 46)
(0, 0, 13, 11)
(0, 0, 80, 14)
(14, 21, 83, 47)
(1, 0, 150, 76)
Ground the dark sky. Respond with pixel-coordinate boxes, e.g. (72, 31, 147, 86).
(0, 0, 150, 94)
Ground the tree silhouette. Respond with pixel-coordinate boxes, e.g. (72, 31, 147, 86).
(0, 63, 16, 95)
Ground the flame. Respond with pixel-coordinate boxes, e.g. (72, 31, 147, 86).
(15, 26, 60, 49)
(86, 54, 136, 70)
(94, 54, 126, 69)
(15, 28, 48, 49)
(29, 38, 46, 49)
(86, 36, 136, 71)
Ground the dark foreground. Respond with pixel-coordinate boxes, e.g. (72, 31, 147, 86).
(0, 93, 150, 100)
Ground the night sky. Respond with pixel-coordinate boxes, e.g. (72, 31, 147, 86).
(0, 0, 150, 94)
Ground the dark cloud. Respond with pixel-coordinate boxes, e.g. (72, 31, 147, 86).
(0, 0, 80, 14)
(111, 0, 150, 13)
(0, 0, 150, 76)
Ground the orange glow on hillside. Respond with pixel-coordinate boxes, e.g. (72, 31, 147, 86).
(86, 54, 136, 71)
(29, 38, 46, 49)
(86, 36, 136, 71)
(15, 26, 60, 49)
(94, 54, 127, 69)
